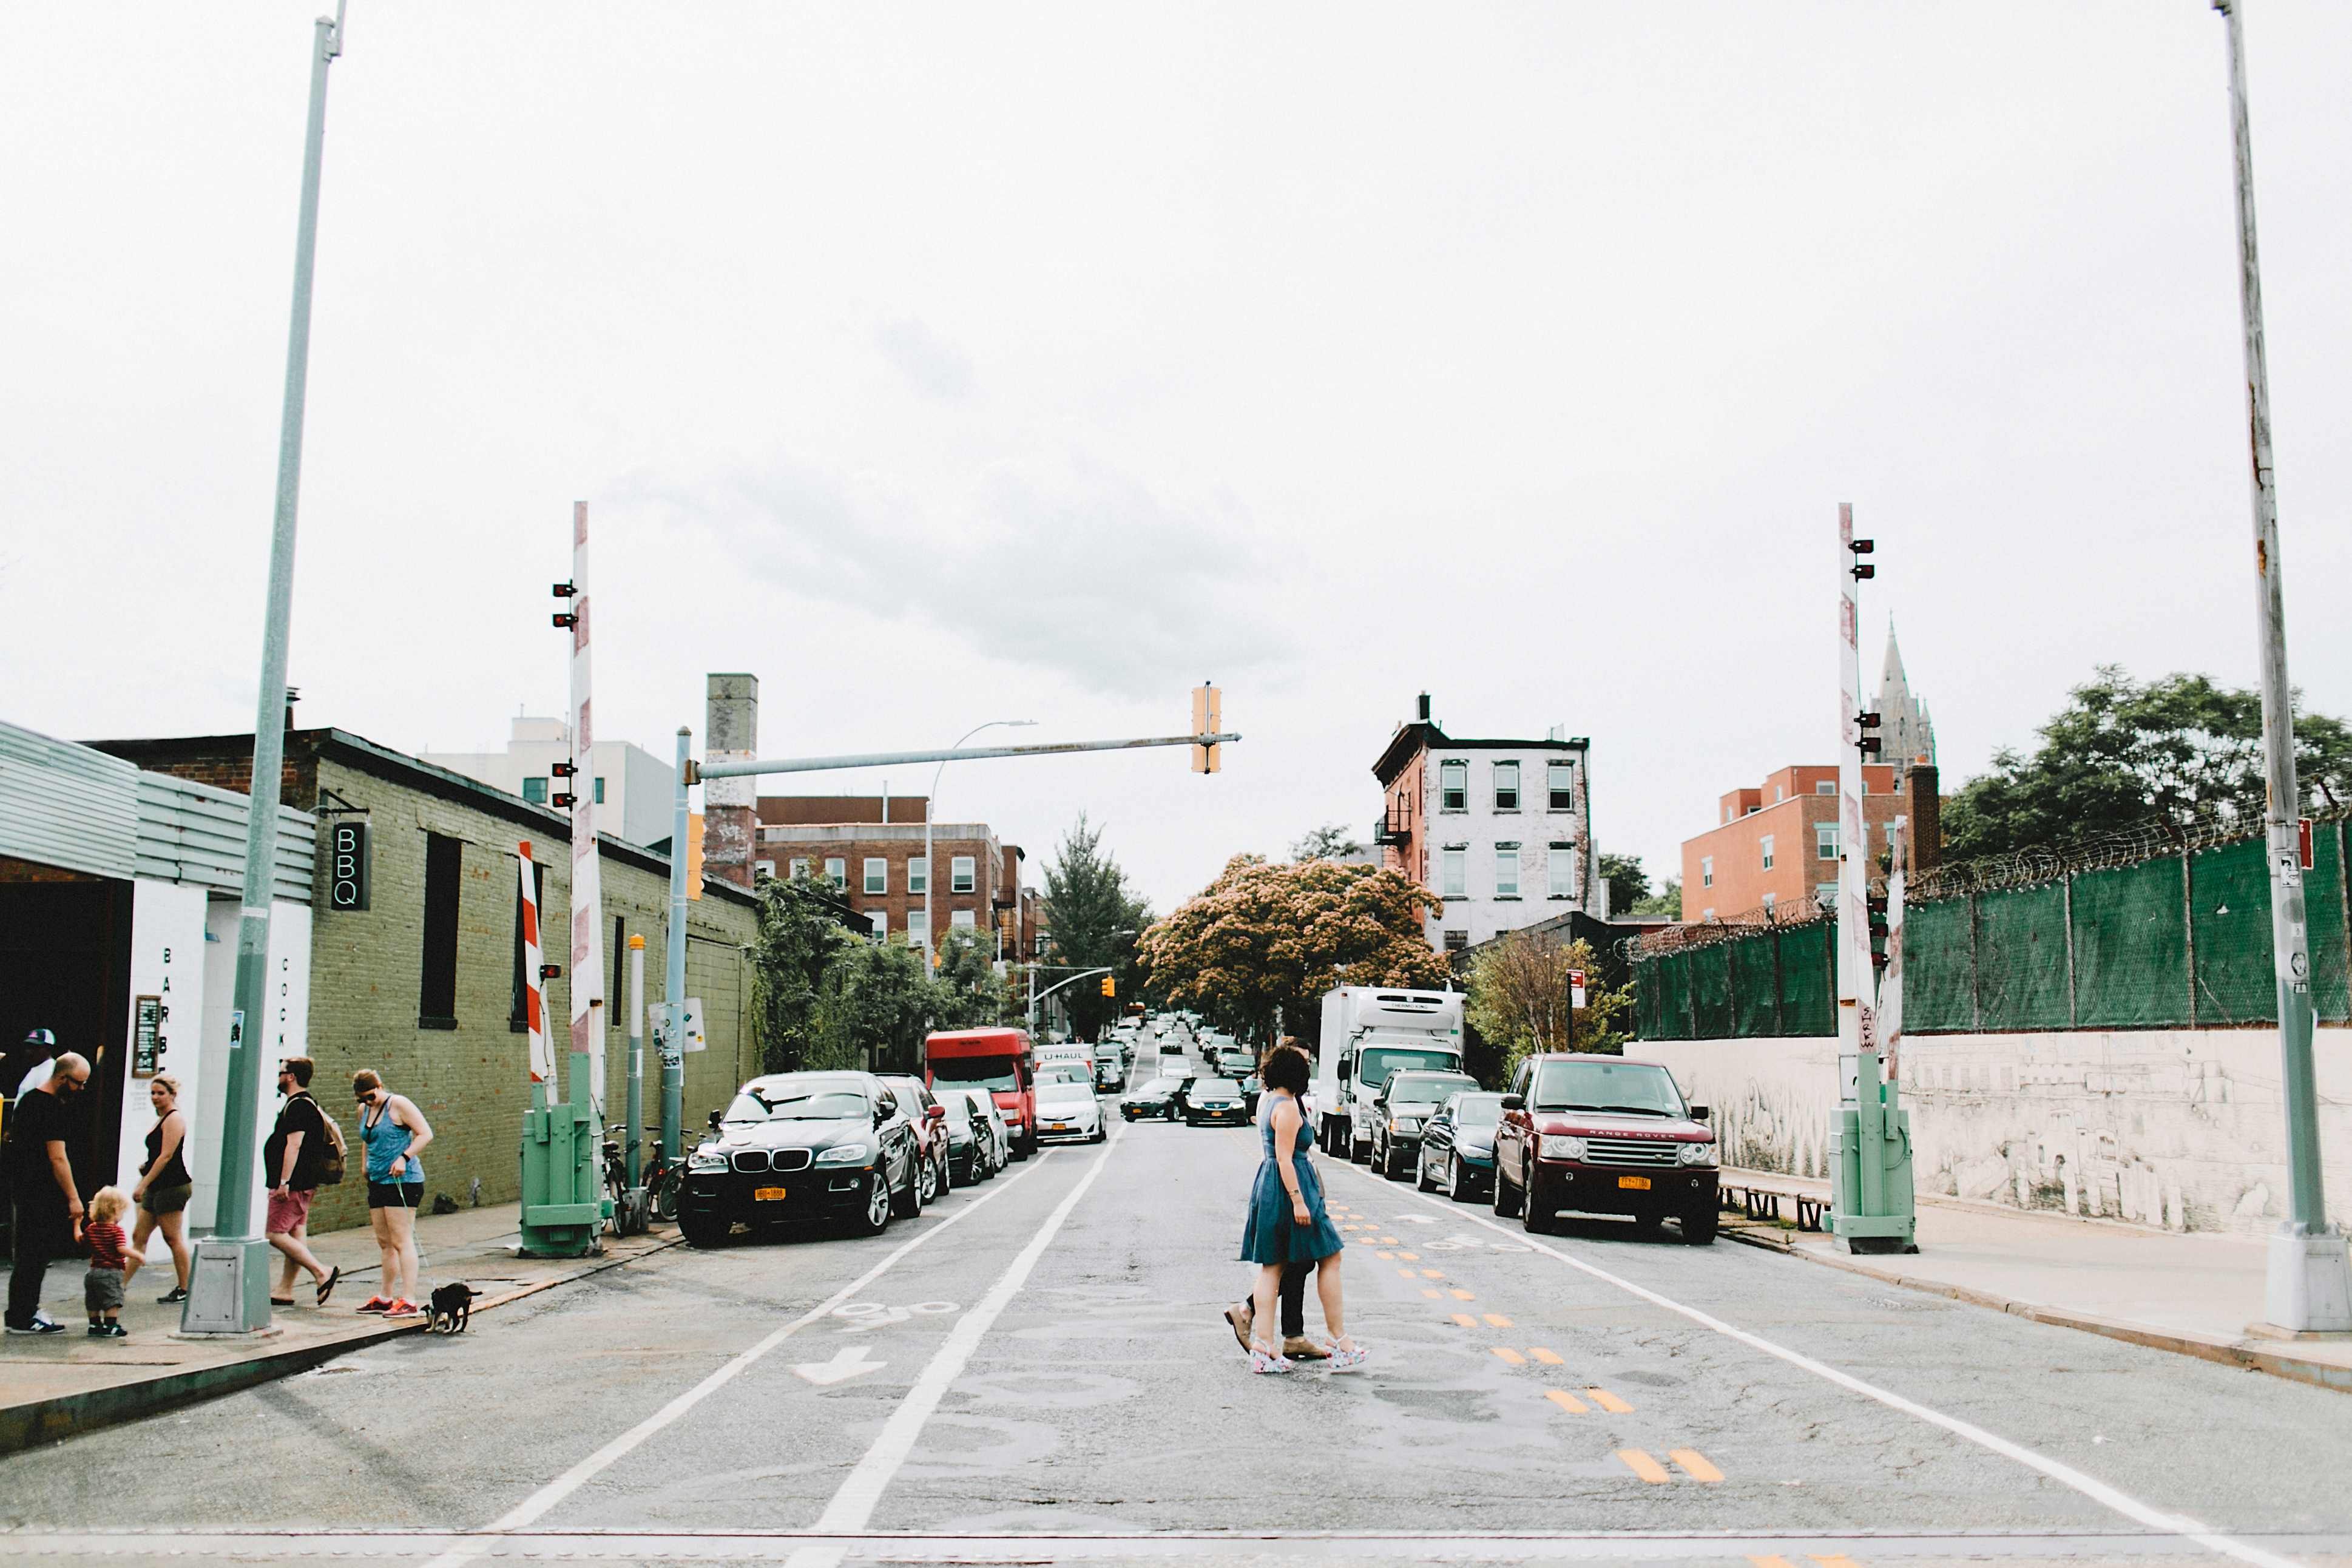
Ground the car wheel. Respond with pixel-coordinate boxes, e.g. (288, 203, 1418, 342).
(1631, 1211, 1665, 1239)
(939, 1151, 956, 1194)
(1682, 1208, 1717, 1245)
(890, 1158, 921, 1219)
(856, 1172, 894, 1235)
(1350, 1137, 1371, 1164)
(678, 1206, 731, 1249)
(1492, 1158, 1524, 1218)
(1415, 1151, 1438, 1192)
(916, 1152, 941, 1208)
(1091, 1125, 1106, 1144)
(1522, 1178, 1555, 1235)
(1448, 1155, 1474, 1205)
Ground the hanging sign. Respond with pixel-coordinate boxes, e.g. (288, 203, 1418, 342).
(327, 822, 370, 911)
(132, 996, 164, 1078)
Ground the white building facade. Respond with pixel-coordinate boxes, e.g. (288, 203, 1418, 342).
(424, 716, 675, 848)
(1373, 696, 1597, 953)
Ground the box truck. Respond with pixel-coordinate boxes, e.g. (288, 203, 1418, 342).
(1314, 987, 1467, 1162)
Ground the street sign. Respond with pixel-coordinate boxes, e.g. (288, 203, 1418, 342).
(1567, 969, 1587, 1010)
(650, 998, 706, 1061)
(2300, 817, 2314, 871)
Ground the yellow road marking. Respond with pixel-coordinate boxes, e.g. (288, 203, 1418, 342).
(1810, 1558, 1861, 1568)
(1375, 1251, 1394, 1260)
(1451, 1313, 1478, 1327)
(1482, 1314, 1513, 1328)
(1397, 1268, 1418, 1279)
(1490, 1347, 1526, 1365)
(1449, 1288, 1475, 1301)
(1544, 1388, 1590, 1414)
(1587, 1387, 1634, 1413)
(1396, 1251, 1419, 1261)
(1615, 1449, 1671, 1484)
(1530, 1347, 1564, 1365)
(1377, 1235, 1399, 1244)
(1671, 1449, 1724, 1483)
(1749, 1558, 1798, 1568)
(1422, 1289, 1442, 1299)
(1421, 1268, 1443, 1279)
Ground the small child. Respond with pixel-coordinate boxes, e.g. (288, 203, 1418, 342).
(84, 1186, 137, 1338)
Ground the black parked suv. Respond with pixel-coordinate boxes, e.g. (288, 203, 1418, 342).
(678, 1071, 923, 1246)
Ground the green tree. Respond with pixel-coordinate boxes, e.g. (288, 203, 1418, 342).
(808, 939, 935, 1073)
(1039, 814, 1153, 1041)
(1291, 823, 1366, 861)
(1630, 878, 1681, 918)
(1598, 853, 1651, 916)
(933, 927, 1010, 1030)
(1943, 667, 2352, 860)
(1464, 930, 1631, 1084)
(1137, 856, 1448, 1049)
(749, 874, 855, 1073)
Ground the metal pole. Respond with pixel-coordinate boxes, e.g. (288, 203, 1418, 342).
(2214, 0, 2351, 1332)
(697, 731, 1240, 780)
(192, 6, 343, 1337)
(663, 727, 690, 1163)
(626, 934, 645, 1190)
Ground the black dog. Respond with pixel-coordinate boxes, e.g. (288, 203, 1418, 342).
(428, 1282, 477, 1335)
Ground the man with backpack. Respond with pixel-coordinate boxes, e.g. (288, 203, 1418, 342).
(263, 1056, 343, 1308)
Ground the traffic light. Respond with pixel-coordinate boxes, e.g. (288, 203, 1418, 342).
(1099, 976, 1116, 998)
(1192, 683, 1222, 774)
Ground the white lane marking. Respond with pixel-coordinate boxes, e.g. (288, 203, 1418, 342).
(416, 1154, 1056, 1568)
(1344, 1163, 2301, 1568)
(784, 1125, 1125, 1568)
(792, 1345, 887, 1386)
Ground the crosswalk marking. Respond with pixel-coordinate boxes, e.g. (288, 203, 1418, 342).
(1615, 1449, 1672, 1484)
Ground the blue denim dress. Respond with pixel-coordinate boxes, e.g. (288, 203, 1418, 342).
(1239, 1093, 1344, 1265)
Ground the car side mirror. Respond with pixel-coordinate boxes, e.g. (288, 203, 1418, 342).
(707, 1109, 723, 1132)
(1689, 1104, 1711, 1121)
(927, 1104, 946, 1121)
(1500, 1093, 1525, 1112)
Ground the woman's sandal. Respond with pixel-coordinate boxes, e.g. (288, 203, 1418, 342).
(1325, 1340, 1370, 1373)
(1248, 1345, 1295, 1375)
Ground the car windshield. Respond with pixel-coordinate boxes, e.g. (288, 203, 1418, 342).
(1357, 1047, 1461, 1089)
(1136, 1078, 1180, 1095)
(1037, 1081, 1092, 1106)
(930, 1057, 1020, 1092)
(726, 1080, 869, 1123)
(1387, 1072, 1477, 1106)
(1037, 1067, 1087, 1084)
(1449, 1092, 1507, 1128)
(1529, 1060, 1686, 1116)
(939, 1095, 972, 1126)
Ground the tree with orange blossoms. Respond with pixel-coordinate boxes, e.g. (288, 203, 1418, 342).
(1137, 855, 1448, 1049)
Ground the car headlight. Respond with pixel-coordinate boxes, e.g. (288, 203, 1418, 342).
(1677, 1141, 1718, 1168)
(1393, 1117, 1421, 1134)
(688, 1147, 728, 1173)
(1538, 1134, 1588, 1161)
(816, 1142, 872, 1166)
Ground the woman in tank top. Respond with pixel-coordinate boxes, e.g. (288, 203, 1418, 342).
(129, 1075, 194, 1303)
(353, 1069, 433, 1317)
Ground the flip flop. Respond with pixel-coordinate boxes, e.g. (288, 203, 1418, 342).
(269, 1297, 297, 1306)
(315, 1266, 341, 1307)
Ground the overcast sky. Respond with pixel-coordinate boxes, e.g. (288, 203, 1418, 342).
(9, 4, 2352, 914)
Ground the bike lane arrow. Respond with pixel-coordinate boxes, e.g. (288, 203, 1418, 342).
(792, 1345, 887, 1386)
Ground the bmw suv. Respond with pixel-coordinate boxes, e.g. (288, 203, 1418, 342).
(678, 1071, 924, 1246)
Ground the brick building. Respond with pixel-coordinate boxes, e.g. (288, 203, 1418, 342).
(1372, 693, 1596, 951)
(1677, 762, 1943, 922)
(89, 728, 765, 1235)
(754, 798, 1033, 959)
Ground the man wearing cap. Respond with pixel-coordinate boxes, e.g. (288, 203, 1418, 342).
(5, 1051, 90, 1335)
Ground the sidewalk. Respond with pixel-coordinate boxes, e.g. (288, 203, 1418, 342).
(0, 1201, 679, 1453)
(1716, 1167, 2352, 1395)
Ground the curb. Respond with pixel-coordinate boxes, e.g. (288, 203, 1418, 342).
(0, 1232, 684, 1456)
(1722, 1222, 2352, 1397)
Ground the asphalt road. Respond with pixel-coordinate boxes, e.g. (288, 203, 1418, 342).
(4, 1049, 2351, 1568)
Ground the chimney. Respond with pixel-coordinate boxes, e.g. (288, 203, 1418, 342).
(1905, 763, 1941, 876)
(1417, 692, 1432, 725)
(701, 674, 760, 890)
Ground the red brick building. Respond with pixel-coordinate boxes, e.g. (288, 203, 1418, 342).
(755, 796, 1035, 959)
(1678, 763, 1941, 922)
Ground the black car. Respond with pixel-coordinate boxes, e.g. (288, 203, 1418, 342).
(678, 1071, 922, 1246)
(936, 1089, 998, 1185)
(1416, 1090, 1506, 1201)
(1119, 1075, 1191, 1121)
(1184, 1078, 1250, 1126)
(1368, 1069, 1484, 1180)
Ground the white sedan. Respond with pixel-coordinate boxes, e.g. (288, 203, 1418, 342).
(1032, 1078, 1106, 1143)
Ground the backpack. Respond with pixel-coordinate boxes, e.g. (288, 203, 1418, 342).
(312, 1101, 348, 1187)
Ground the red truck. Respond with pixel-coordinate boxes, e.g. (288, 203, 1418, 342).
(924, 1027, 1038, 1161)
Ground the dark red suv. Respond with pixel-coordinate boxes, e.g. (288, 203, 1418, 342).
(1490, 1055, 1718, 1244)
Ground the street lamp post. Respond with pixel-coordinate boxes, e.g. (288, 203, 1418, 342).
(925, 720, 1035, 962)
(2212, 0, 2352, 1333)
(186, 2, 347, 1337)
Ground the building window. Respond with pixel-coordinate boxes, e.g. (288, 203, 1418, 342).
(1816, 780, 1836, 796)
(1700, 855, 1714, 889)
(1859, 777, 1869, 794)
(1441, 848, 1467, 898)
(610, 914, 626, 1020)
(522, 777, 547, 805)
(1887, 822, 1901, 849)
(509, 860, 547, 1032)
(1439, 760, 1467, 811)
(869, 910, 888, 939)
(1817, 823, 1839, 860)
(863, 857, 888, 895)
(1442, 929, 1468, 952)
(596, 776, 608, 804)
(1493, 762, 1519, 811)
(906, 910, 930, 948)
(1495, 845, 1520, 897)
(1816, 882, 1838, 902)
(1762, 892, 1777, 912)
(421, 833, 462, 1028)
(755, 859, 776, 880)
(1775, 785, 1786, 803)
(1760, 835, 1776, 871)
(951, 908, 977, 929)
(951, 855, 976, 893)
(908, 856, 928, 894)
(1548, 761, 1574, 810)
(788, 857, 809, 880)
(1548, 843, 1574, 898)
(824, 857, 847, 890)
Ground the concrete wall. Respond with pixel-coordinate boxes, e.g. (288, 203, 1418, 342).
(1627, 1029, 2352, 1237)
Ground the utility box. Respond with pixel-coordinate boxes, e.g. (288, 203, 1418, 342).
(178, 1237, 275, 1336)
(519, 1050, 607, 1257)
(1828, 1075, 1917, 1254)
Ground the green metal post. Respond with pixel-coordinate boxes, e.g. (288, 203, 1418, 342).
(663, 727, 690, 1163)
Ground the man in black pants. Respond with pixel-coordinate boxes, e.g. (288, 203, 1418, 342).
(1223, 1262, 1328, 1361)
(5, 1052, 89, 1336)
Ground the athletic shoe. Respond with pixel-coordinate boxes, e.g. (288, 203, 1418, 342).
(1325, 1342, 1370, 1373)
(385, 1299, 422, 1317)
(6, 1317, 67, 1336)
(88, 1322, 127, 1338)
(1248, 1347, 1294, 1375)
(156, 1287, 188, 1305)
(354, 1297, 393, 1314)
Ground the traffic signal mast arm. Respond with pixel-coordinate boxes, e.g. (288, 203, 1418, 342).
(691, 730, 1240, 783)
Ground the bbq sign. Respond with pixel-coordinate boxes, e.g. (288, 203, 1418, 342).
(328, 822, 370, 911)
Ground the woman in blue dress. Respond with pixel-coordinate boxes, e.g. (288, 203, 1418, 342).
(1239, 1045, 1367, 1374)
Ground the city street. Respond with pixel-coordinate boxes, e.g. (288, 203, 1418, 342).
(4, 1062, 2350, 1568)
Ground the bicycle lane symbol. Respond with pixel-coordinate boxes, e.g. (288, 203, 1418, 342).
(834, 1300, 961, 1333)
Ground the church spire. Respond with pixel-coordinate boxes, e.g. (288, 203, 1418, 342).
(1873, 623, 1936, 785)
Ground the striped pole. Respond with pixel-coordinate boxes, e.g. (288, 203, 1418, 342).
(569, 501, 606, 1109)
(518, 842, 552, 1085)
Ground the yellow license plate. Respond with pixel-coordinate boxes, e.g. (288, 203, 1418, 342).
(1617, 1175, 1651, 1191)
(754, 1186, 788, 1201)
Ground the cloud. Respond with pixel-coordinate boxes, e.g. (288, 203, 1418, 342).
(873, 317, 976, 402)
(630, 450, 1302, 698)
